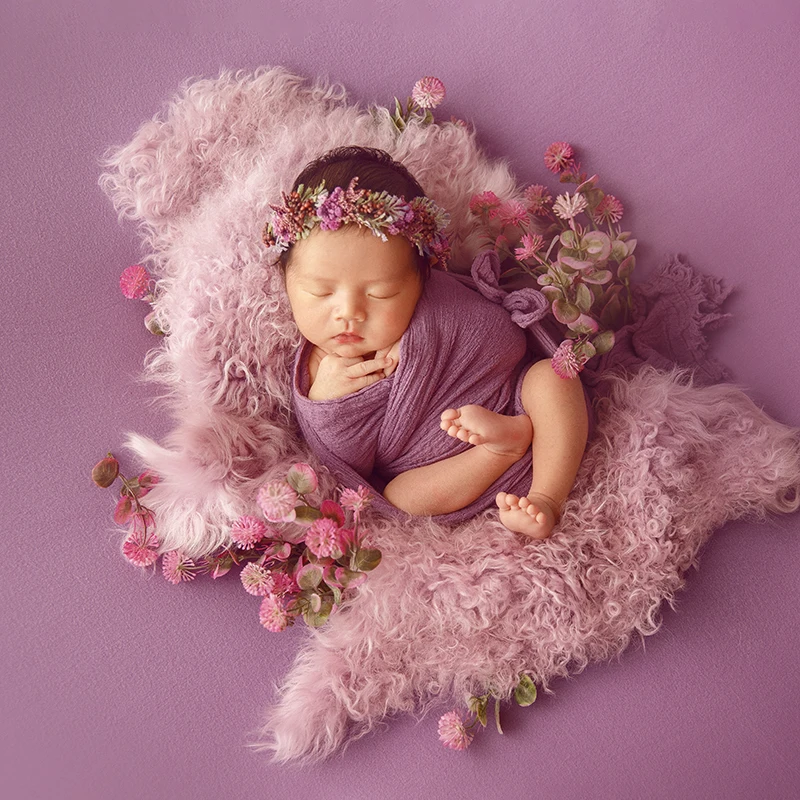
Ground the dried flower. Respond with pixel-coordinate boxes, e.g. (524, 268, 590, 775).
(593, 194, 624, 225)
(412, 76, 446, 109)
(552, 192, 588, 221)
(230, 515, 268, 549)
(257, 481, 298, 523)
(305, 517, 343, 559)
(523, 184, 553, 215)
(119, 265, 151, 300)
(269, 571, 298, 598)
(551, 339, 589, 379)
(437, 711, 473, 750)
(259, 594, 291, 632)
(339, 486, 371, 517)
(468, 191, 503, 216)
(161, 550, 199, 584)
(122, 528, 160, 567)
(514, 233, 544, 261)
(497, 200, 529, 228)
(544, 141, 576, 173)
(240, 563, 274, 596)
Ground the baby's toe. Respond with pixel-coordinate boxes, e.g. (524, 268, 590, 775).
(496, 492, 512, 509)
(440, 408, 460, 422)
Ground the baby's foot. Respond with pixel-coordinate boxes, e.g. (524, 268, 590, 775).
(496, 492, 560, 540)
(440, 405, 532, 459)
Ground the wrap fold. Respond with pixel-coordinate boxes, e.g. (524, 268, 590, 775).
(292, 266, 595, 523)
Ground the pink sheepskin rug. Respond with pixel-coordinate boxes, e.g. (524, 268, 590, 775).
(100, 67, 800, 764)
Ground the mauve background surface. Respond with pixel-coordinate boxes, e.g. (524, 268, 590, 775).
(3, 1, 799, 798)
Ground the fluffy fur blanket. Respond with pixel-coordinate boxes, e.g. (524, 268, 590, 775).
(99, 67, 800, 764)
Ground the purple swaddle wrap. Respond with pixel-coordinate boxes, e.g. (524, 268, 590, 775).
(292, 266, 596, 523)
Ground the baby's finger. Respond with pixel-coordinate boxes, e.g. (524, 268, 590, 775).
(345, 356, 392, 378)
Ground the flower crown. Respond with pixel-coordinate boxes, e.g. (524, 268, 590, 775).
(262, 177, 452, 269)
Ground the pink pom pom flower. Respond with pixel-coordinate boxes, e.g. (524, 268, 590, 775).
(257, 481, 298, 523)
(305, 517, 343, 559)
(412, 76, 446, 109)
(161, 550, 199, 584)
(119, 264, 152, 300)
(230, 515, 269, 549)
(240, 563, 275, 596)
(551, 339, 589, 379)
(437, 711, 473, 750)
(259, 594, 291, 632)
(543, 141, 576, 174)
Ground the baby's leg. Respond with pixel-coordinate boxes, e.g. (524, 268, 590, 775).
(494, 358, 589, 539)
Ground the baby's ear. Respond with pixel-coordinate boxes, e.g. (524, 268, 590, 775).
(98, 66, 310, 234)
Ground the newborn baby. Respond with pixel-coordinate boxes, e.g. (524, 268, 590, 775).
(266, 146, 589, 539)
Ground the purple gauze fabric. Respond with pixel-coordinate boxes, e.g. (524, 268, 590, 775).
(291, 266, 597, 523)
(469, 248, 734, 395)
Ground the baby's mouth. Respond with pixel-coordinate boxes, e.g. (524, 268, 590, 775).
(334, 332, 364, 343)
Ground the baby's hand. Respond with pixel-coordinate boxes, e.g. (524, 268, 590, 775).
(375, 340, 402, 377)
(308, 352, 395, 400)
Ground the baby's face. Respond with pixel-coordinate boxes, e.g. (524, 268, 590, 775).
(284, 225, 423, 359)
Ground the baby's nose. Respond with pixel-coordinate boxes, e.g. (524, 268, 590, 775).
(335, 296, 366, 322)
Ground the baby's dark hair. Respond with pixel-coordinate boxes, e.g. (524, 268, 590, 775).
(280, 146, 432, 281)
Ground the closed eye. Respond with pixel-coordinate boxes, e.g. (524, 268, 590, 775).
(369, 293, 399, 300)
(307, 291, 332, 298)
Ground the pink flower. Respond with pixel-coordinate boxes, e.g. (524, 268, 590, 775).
(593, 194, 624, 225)
(230, 515, 268, 549)
(552, 192, 588, 221)
(437, 711, 473, 750)
(468, 191, 502, 216)
(305, 517, 343, 559)
(161, 550, 199, 584)
(514, 233, 544, 261)
(136, 470, 160, 498)
(122, 527, 160, 567)
(119, 264, 151, 300)
(259, 594, 291, 632)
(551, 339, 589, 379)
(339, 485, 371, 517)
(412, 76, 446, 109)
(269, 571, 298, 598)
(497, 200, 529, 228)
(240, 563, 274, 596)
(523, 184, 553, 216)
(256, 481, 298, 523)
(544, 141, 576, 174)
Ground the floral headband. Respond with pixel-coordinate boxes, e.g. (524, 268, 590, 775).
(262, 177, 452, 269)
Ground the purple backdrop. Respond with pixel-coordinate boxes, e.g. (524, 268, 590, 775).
(3, 1, 799, 798)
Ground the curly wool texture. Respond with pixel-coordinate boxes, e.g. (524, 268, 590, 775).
(99, 67, 800, 764)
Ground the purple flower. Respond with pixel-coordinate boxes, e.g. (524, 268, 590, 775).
(317, 186, 346, 231)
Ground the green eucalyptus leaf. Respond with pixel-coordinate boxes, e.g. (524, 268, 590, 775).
(618, 231, 632, 242)
(618, 255, 635, 280)
(296, 563, 323, 591)
(476, 697, 488, 727)
(592, 329, 616, 355)
(600, 295, 623, 329)
(582, 269, 613, 285)
(352, 548, 382, 572)
(553, 298, 580, 324)
(611, 239, 627, 263)
(576, 282, 593, 312)
(559, 230, 577, 248)
(494, 697, 504, 735)
(294, 505, 322, 523)
(514, 674, 538, 706)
